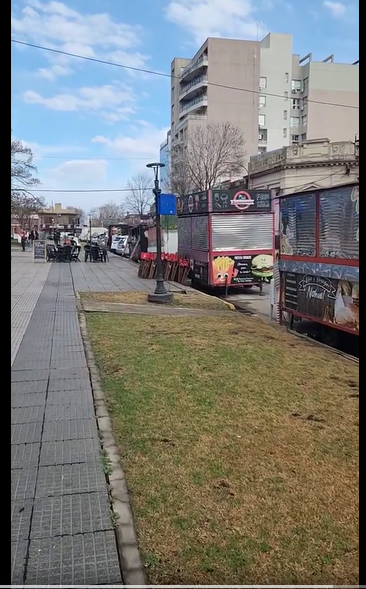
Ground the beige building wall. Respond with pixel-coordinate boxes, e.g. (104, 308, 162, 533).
(171, 38, 259, 165)
(259, 33, 293, 152)
(306, 62, 359, 142)
(205, 38, 259, 160)
(171, 57, 191, 138)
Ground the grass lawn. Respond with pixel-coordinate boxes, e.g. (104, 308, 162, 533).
(80, 290, 231, 311)
(86, 311, 359, 585)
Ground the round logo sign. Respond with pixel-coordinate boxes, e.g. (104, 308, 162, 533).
(230, 191, 255, 211)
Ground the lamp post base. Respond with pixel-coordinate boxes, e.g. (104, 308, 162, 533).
(148, 291, 173, 304)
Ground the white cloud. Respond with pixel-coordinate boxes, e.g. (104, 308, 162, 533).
(92, 122, 170, 160)
(11, 0, 150, 79)
(46, 159, 108, 185)
(37, 64, 73, 81)
(165, 0, 263, 44)
(323, 1, 347, 17)
(23, 82, 136, 121)
(24, 140, 85, 158)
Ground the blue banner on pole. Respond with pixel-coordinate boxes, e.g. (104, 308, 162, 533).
(157, 193, 177, 215)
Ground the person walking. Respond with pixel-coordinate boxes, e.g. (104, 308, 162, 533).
(20, 230, 26, 252)
(54, 229, 60, 247)
(34, 229, 39, 240)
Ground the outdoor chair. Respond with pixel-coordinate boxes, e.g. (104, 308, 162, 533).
(57, 245, 72, 262)
(71, 246, 81, 261)
(46, 245, 57, 262)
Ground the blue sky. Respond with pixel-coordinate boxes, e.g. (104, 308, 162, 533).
(11, 0, 359, 211)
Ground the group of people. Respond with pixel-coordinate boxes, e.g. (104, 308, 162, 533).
(53, 231, 81, 255)
(20, 229, 39, 252)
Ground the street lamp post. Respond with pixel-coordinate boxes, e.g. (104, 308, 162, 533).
(146, 162, 173, 304)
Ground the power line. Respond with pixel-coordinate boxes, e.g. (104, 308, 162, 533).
(14, 171, 353, 194)
(15, 187, 153, 193)
(33, 155, 152, 161)
(11, 38, 359, 111)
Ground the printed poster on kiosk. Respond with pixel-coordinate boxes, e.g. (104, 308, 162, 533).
(212, 254, 274, 285)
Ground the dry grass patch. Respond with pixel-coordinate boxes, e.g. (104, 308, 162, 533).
(86, 311, 359, 585)
(80, 290, 231, 311)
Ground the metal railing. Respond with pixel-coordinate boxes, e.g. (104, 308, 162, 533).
(179, 75, 208, 99)
(181, 55, 208, 78)
(179, 94, 208, 114)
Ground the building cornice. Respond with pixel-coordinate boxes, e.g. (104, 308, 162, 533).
(249, 160, 358, 179)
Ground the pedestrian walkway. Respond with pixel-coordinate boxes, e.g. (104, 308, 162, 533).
(70, 253, 188, 293)
(11, 254, 123, 585)
(11, 251, 51, 365)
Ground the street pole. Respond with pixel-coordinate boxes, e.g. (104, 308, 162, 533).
(146, 162, 173, 303)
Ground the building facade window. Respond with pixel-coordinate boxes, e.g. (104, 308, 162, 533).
(292, 98, 301, 109)
(283, 110, 288, 120)
(283, 128, 287, 138)
(291, 79, 302, 91)
(291, 116, 300, 127)
(284, 91, 289, 100)
(259, 76, 267, 89)
(259, 95, 266, 108)
(302, 114, 308, 126)
(258, 114, 266, 127)
(285, 72, 289, 82)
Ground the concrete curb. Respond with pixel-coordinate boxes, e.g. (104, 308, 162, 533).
(197, 290, 236, 311)
(78, 311, 148, 587)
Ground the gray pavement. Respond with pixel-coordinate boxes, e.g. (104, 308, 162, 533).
(11, 253, 122, 585)
(70, 253, 188, 293)
(11, 252, 51, 366)
(224, 283, 271, 317)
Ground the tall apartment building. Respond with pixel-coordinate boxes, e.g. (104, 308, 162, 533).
(159, 130, 171, 189)
(169, 33, 359, 162)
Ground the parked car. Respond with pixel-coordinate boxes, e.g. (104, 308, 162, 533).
(115, 236, 128, 256)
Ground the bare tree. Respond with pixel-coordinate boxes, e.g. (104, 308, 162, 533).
(11, 134, 41, 211)
(166, 144, 192, 197)
(124, 173, 153, 216)
(170, 122, 246, 193)
(11, 193, 45, 229)
(89, 202, 124, 226)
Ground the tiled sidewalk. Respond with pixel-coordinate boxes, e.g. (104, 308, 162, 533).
(11, 258, 122, 585)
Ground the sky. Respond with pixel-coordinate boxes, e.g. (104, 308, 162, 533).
(11, 0, 359, 212)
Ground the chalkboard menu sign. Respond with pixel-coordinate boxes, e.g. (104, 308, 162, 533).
(193, 260, 209, 284)
(212, 189, 271, 213)
(177, 192, 208, 216)
(33, 240, 46, 262)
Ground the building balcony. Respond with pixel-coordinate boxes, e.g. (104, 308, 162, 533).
(180, 55, 208, 82)
(179, 95, 208, 117)
(179, 75, 208, 101)
(175, 114, 208, 134)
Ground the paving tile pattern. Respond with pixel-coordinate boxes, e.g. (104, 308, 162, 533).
(11, 252, 51, 366)
(11, 257, 122, 585)
(70, 253, 187, 294)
